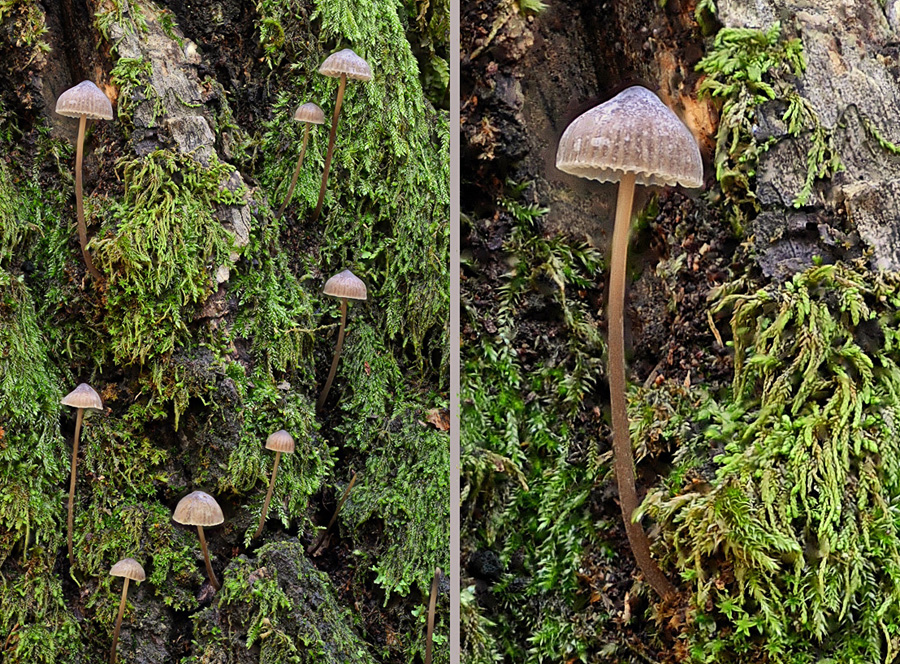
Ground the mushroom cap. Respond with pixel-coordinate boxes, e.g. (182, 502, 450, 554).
(173, 491, 224, 527)
(55, 81, 114, 121)
(265, 429, 295, 453)
(61, 383, 104, 411)
(110, 557, 146, 582)
(555, 86, 703, 189)
(323, 270, 367, 301)
(318, 49, 373, 82)
(294, 102, 325, 124)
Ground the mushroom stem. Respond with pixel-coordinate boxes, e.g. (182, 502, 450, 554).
(312, 73, 347, 222)
(317, 298, 348, 410)
(425, 566, 440, 664)
(307, 470, 358, 554)
(197, 525, 220, 590)
(74, 114, 101, 281)
(275, 124, 312, 221)
(607, 172, 675, 600)
(253, 451, 282, 540)
(67, 407, 84, 568)
(110, 577, 130, 664)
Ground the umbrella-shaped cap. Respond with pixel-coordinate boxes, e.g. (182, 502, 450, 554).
(110, 557, 146, 582)
(56, 81, 114, 121)
(319, 49, 372, 82)
(61, 383, 103, 411)
(265, 429, 295, 453)
(556, 86, 703, 189)
(323, 270, 367, 301)
(173, 491, 224, 527)
(294, 102, 325, 124)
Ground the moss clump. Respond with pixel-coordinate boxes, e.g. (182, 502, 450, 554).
(188, 541, 376, 664)
(643, 261, 900, 662)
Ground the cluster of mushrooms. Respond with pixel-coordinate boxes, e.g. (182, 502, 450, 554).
(55, 48, 373, 409)
(62, 382, 300, 661)
(555, 86, 703, 599)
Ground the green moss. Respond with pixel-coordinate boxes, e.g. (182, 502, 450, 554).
(189, 541, 377, 663)
(0, 0, 50, 56)
(110, 56, 162, 129)
(643, 261, 900, 662)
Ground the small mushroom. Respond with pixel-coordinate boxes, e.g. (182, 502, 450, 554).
(61, 382, 103, 568)
(252, 430, 295, 539)
(109, 557, 145, 664)
(425, 566, 441, 664)
(173, 491, 224, 590)
(275, 103, 326, 221)
(556, 86, 703, 599)
(55, 81, 113, 281)
(317, 270, 368, 410)
(312, 48, 372, 222)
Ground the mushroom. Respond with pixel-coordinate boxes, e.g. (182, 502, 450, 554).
(425, 566, 441, 664)
(555, 86, 703, 599)
(55, 81, 113, 281)
(311, 48, 372, 222)
(173, 491, 224, 590)
(275, 103, 326, 221)
(61, 382, 104, 568)
(252, 429, 295, 539)
(317, 270, 368, 410)
(109, 557, 145, 664)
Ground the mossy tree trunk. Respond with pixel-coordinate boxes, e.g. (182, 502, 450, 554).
(0, 0, 448, 662)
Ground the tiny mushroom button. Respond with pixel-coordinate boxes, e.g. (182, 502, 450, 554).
(109, 557, 145, 664)
(556, 85, 703, 600)
(275, 102, 326, 221)
(56, 81, 114, 282)
(253, 429, 296, 540)
(318, 270, 368, 410)
(173, 491, 224, 590)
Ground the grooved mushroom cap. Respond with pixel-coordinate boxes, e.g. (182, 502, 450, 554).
(294, 102, 325, 124)
(55, 81, 114, 121)
(265, 429, 295, 453)
(323, 270, 367, 301)
(318, 49, 372, 82)
(61, 383, 104, 411)
(110, 558, 146, 582)
(556, 86, 703, 189)
(173, 491, 224, 527)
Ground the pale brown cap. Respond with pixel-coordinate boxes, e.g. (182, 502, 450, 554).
(319, 49, 372, 82)
(110, 557, 146, 582)
(294, 102, 325, 124)
(265, 429, 295, 453)
(61, 383, 103, 411)
(556, 86, 703, 189)
(55, 81, 114, 121)
(323, 270, 367, 301)
(173, 491, 224, 527)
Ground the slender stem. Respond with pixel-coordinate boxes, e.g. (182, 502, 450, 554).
(110, 578, 129, 664)
(317, 298, 347, 410)
(197, 526, 220, 590)
(67, 407, 84, 569)
(312, 74, 347, 222)
(425, 566, 440, 664)
(607, 172, 675, 600)
(275, 124, 312, 221)
(307, 470, 358, 554)
(254, 451, 282, 539)
(75, 115, 101, 281)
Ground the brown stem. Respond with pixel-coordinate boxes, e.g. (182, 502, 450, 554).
(307, 470, 358, 554)
(67, 407, 84, 569)
(608, 172, 675, 600)
(75, 115, 101, 281)
(110, 578, 129, 664)
(253, 451, 282, 539)
(197, 526, 220, 590)
(275, 124, 312, 221)
(317, 298, 347, 410)
(425, 566, 440, 664)
(312, 74, 347, 222)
